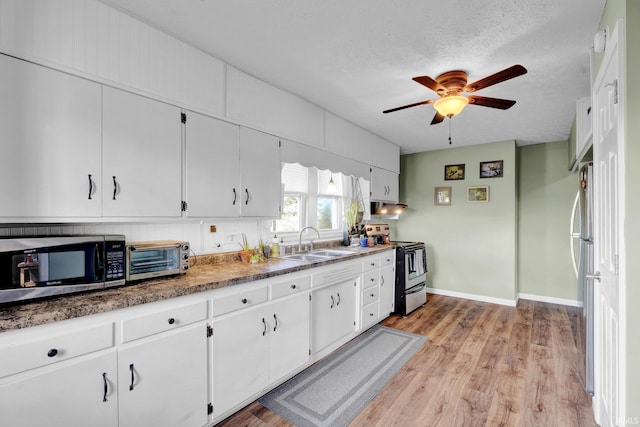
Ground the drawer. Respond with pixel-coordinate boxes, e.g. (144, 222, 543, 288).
(363, 270, 379, 289)
(380, 251, 395, 267)
(361, 285, 379, 307)
(360, 302, 379, 329)
(212, 286, 269, 317)
(0, 323, 114, 378)
(271, 275, 310, 300)
(362, 256, 379, 271)
(122, 300, 208, 343)
(313, 262, 362, 287)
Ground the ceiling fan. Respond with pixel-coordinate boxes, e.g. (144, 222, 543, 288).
(383, 65, 527, 125)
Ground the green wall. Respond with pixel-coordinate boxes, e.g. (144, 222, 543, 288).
(396, 140, 517, 302)
(518, 141, 578, 300)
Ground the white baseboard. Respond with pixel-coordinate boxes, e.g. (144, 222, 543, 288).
(517, 293, 582, 307)
(426, 288, 517, 307)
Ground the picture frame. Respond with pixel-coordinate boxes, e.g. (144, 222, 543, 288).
(466, 186, 489, 203)
(444, 164, 465, 180)
(479, 160, 504, 178)
(434, 186, 452, 206)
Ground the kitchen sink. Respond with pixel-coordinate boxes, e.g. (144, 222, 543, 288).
(282, 253, 332, 262)
(309, 249, 354, 257)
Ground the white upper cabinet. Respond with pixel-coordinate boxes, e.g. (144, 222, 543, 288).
(0, 54, 102, 219)
(102, 86, 183, 217)
(370, 166, 399, 203)
(324, 113, 377, 166)
(239, 127, 281, 217)
(576, 96, 592, 162)
(377, 137, 400, 173)
(227, 67, 324, 148)
(185, 112, 241, 217)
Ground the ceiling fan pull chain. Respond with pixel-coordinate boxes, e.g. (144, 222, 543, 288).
(448, 118, 453, 145)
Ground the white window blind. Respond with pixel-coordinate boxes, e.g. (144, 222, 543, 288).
(282, 163, 308, 193)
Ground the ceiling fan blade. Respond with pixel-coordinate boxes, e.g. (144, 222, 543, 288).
(430, 112, 445, 125)
(464, 65, 527, 93)
(383, 99, 434, 114)
(468, 95, 517, 109)
(412, 76, 446, 93)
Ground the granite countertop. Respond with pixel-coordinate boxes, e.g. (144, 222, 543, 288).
(0, 245, 394, 333)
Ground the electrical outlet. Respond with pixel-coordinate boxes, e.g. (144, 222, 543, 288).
(209, 225, 217, 233)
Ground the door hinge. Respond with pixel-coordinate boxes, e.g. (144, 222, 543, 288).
(309, 294, 312, 301)
(181, 201, 188, 212)
(278, 140, 282, 148)
(309, 348, 311, 356)
(181, 112, 187, 123)
(207, 325, 213, 337)
(207, 403, 213, 415)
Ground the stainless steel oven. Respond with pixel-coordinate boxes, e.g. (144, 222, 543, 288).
(394, 242, 427, 316)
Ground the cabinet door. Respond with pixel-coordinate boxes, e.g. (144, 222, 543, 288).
(379, 264, 395, 317)
(239, 127, 281, 217)
(312, 280, 356, 353)
(0, 352, 118, 427)
(211, 306, 269, 418)
(118, 324, 208, 427)
(102, 86, 183, 217)
(268, 293, 310, 383)
(185, 112, 241, 217)
(0, 54, 102, 218)
(370, 167, 399, 203)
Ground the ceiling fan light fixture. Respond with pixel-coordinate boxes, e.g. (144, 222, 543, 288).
(433, 95, 469, 117)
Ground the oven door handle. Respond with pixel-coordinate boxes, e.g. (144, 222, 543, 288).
(405, 282, 426, 295)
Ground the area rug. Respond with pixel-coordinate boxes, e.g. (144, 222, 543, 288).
(258, 325, 428, 427)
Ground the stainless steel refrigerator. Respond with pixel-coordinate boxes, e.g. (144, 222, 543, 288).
(571, 162, 594, 395)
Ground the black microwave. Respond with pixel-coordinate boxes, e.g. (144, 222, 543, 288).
(0, 235, 126, 303)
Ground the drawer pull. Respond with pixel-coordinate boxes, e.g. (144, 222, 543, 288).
(370, 293, 375, 297)
(129, 364, 135, 391)
(370, 313, 375, 317)
(336, 292, 341, 306)
(371, 262, 375, 267)
(381, 276, 385, 286)
(273, 313, 279, 332)
(290, 284, 297, 290)
(370, 277, 375, 282)
(47, 348, 58, 358)
(262, 318, 267, 336)
(330, 295, 335, 309)
(102, 372, 108, 402)
(168, 318, 175, 325)
(241, 298, 248, 304)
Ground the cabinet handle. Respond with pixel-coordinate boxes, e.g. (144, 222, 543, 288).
(245, 188, 250, 205)
(330, 295, 335, 309)
(370, 312, 375, 317)
(102, 372, 108, 402)
(381, 276, 385, 286)
(232, 188, 237, 205)
(241, 298, 248, 304)
(336, 292, 341, 306)
(112, 176, 118, 200)
(370, 293, 375, 297)
(262, 318, 267, 336)
(88, 174, 93, 200)
(291, 284, 296, 290)
(168, 318, 175, 325)
(129, 364, 135, 391)
(273, 313, 279, 332)
(47, 348, 58, 358)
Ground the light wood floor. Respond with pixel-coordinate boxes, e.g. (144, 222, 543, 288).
(217, 294, 598, 427)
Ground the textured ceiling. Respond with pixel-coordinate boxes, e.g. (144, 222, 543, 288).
(100, 0, 606, 154)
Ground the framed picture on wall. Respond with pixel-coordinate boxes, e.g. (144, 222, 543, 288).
(434, 186, 452, 206)
(479, 160, 504, 178)
(466, 186, 489, 203)
(444, 164, 465, 180)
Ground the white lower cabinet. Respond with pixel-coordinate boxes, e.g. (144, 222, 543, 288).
(118, 323, 209, 427)
(0, 351, 118, 427)
(311, 278, 357, 354)
(380, 263, 395, 317)
(211, 287, 310, 421)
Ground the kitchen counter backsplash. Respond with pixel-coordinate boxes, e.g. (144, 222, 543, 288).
(0, 242, 393, 333)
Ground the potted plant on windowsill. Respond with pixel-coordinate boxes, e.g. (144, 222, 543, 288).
(238, 233, 253, 262)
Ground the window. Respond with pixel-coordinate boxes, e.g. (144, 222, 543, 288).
(274, 163, 346, 235)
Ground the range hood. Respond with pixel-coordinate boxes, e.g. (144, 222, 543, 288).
(371, 202, 408, 215)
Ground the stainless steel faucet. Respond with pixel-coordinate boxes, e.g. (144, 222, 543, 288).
(299, 226, 320, 252)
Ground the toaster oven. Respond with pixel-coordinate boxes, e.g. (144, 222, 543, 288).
(126, 240, 190, 281)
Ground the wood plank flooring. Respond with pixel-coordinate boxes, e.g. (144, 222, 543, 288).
(216, 294, 597, 427)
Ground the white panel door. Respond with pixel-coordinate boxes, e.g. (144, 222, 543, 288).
(0, 352, 118, 427)
(102, 86, 183, 217)
(185, 112, 241, 217)
(592, 20, 625, 427)
(0, 54, 102, 218)
(239, 127, 281, 217)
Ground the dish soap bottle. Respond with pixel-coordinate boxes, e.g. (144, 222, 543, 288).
(271, 235, 280, 257)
